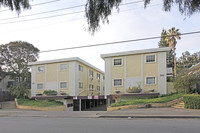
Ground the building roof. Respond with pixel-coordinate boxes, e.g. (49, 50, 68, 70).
(189, 62, 200, 74)
(28, 57, 104, 74)
(101, 47, 171, 59)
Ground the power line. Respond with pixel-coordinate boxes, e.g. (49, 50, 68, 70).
(0, 0, 144, 23)
(0, 3, 161, 35)
(0, 11, 84, 25)
(0, 5, 85, 21)
(39, 31, 200, 53)
(0, 0, 62, 13)
(0, 1, 144, 21)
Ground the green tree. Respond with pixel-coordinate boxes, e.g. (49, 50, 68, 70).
(0, 0, 30, 13)
(174, 70, 200, 93)
(85, 0, 200, 33)
(177, 51, 200, 69)
(158, 29, 174, 68)
(0, 41, 39, 98)
(165, 27, 181, 78)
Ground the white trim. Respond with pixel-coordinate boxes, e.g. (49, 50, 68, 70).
(141, 54, 144, 89)
(101, 47, 171, 59)
(45, 65, 47, 90)
(28, 57, 104, 74)
(37, 83, 44, 90)
(112, 57, 123, 66)
(60, 82, 68, 89)
(60, 64, 68, 71)
(145, 54, 156, 63)
(78, 64, 83, 72)
(89, 84, 94, 91)
(79, 82, 83, 88)
(124, 56, 126, 93)
(89, 69, 94, 77)
(37, 66, 45, 73)
(145, 76, 156, 85)
(113, 78, 123, 87)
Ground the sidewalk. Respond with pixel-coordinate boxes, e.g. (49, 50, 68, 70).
(0, 108, 200, 119)
(98, 108, 200, 118)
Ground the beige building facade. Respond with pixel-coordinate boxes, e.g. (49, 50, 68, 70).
(29, 57, 105, 97)
(101, 47, 171, 95)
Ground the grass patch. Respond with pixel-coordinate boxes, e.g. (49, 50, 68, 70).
(17, 99, 64, 107)
(111, 93, 185, 107)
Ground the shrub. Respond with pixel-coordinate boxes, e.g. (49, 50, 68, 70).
(17, 99, 63, 107)
(126, 86, 142, 93)
(183, 94, 200, 109)
(43, 90, 57, 96)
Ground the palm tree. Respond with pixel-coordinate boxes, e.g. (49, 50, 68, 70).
(165, 27, 181, 78)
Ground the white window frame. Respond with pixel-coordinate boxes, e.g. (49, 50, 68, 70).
(37, 66, 44, 72)
(89, 84, 94, 91)
(79, 65, 83, 72)
(97, 86, 100, 91)
(89, 70, 94, 77)
(113, 79, 123, 87)
(145, 54, 156, 63)
(113, 58, 123, 66)
(60, 82, 67, 89)
(60, 64, 67, 71)
(145, 76, 156, 85)
(97, 73, 100, 80)
(79, 82, 83, 88)
(37, 83, 43, 90)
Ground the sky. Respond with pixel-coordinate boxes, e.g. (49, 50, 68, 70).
(0, 0, 200, 71)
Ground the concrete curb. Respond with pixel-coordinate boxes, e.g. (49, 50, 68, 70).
(98, 115, 200, 119)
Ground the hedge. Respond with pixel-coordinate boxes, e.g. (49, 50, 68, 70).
(183, 95, 200, 109)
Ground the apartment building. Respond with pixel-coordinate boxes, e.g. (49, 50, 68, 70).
(28, 57, 106, 111)
(101, 47, 171, 95)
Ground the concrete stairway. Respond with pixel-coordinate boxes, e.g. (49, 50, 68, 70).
(0, 101, 16, 109)
(172, 101, 185, 109)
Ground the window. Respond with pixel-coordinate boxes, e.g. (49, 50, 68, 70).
(103, 76, 105, 80)
(113, 58, 122, 66)
(60, 64, 67, 71)
(89, 70, 94, 77)
(113, 79, 123, 86)
(97, 86, 100, 91)
(97, 73, 100, 79)
(37, 84, 43, 89)
(79, 82, 83, 88)
(60, 82, 67, 89)
(38, 66, 44, 72)
(103, 87, 105, 91)
(146, 77, 156, 85)
(79, 65, 83, 72)
(146, 55, 156, 63)
(89, 84, 94, 91)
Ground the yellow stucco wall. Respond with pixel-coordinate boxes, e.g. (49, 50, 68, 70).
(58, 62, 70, 95)
(143, 53, 158, 92)
(111, 57, 125, 94)
(36, 65, 45, 83)
(46, 63, 57, 82)
(109, 52, 160, 94)
(35, 62, 70, 95)
(126, 54, 141, 77)
(78, 62, 104, 96)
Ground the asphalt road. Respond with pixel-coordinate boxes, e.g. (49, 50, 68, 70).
(0, 117, 200, 133)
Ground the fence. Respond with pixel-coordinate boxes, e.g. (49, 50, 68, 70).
(0, 91, 15, 102)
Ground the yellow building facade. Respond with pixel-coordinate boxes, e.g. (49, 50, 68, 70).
(101, 47, 171, 95)
(29, 57, 104, 97)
